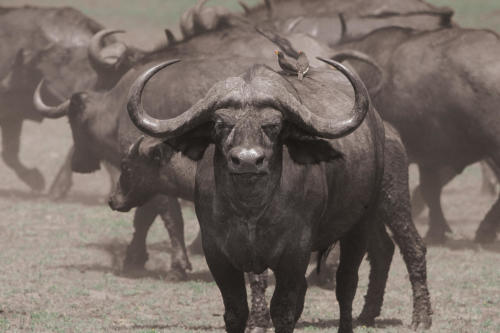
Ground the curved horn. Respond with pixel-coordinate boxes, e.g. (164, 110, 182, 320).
(128, 58, 370, 140)
(127, 135, 145, 156)
(276, 57, 370, 139)
(338, 13, 347, 41)
(264, 0, 273, 17)
(330, 50, 385, 97)
(285, 16, 304, 33)
(164, 29, 176, 44)
(238, 1, 251, 15)
(33, 80, 70, 119)
(88, 29, 126, 71)
(127, 59, 221, 138)
(192, 0, 211, 32)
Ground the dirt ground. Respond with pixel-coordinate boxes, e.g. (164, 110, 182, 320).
(0, 1, 499, 332)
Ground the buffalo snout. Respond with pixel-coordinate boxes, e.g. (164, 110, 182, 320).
(228, 146, 267, 174)
(108, 191, 131, 212)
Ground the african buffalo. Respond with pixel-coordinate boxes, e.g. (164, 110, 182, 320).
(126, 56, 432, 332)
(335, 26, 500, 243)
(0, 5, 127, 195)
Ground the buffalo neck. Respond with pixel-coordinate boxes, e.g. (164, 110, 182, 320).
(213, 147, 282, 217)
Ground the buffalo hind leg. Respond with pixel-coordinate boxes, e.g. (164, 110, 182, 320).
(419, 164, 457, 243)
(336, 221, 368, 333)
(205, 243, 249, 333)
(410, 185, 426, 218)
(123, 198, 159, 271)
(187, 230, 204, 255)
(246, 271, 270, 332)
(159, 196, 192, 280)
(380, 137, 432, 328)
(1, 119, 45, 191)
(475, 157, 500, 243)
(480, 159, 498, 196)
(48, 146, 74, 200)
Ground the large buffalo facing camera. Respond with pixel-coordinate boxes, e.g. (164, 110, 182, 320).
(127, 59, 432, 332)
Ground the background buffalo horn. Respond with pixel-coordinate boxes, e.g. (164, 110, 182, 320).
(88, 29, 126, 71)
(238, 1, 251, 15)
(330, 50, 386, 97)
(164, 29, 176, 44)
(33, 80, 70, 119)
(127, 59, 222, 139)
(264, 0, 273, 17)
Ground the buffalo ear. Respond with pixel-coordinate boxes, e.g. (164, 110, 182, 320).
(166, 123, 213, 161)
(138, 136, 174, 164)
(284, 126, 344, 164)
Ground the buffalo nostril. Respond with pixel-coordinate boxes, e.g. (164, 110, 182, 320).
(231, 156, 240, 165)
(256, 156, 264, 166)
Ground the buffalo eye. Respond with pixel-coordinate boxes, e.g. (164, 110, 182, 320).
(262, 123, 281, 138)
(214, 121, 234, 136)
(120, 161, 132, 175)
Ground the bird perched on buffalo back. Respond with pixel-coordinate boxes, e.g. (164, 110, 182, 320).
(275, 50, 310, 80)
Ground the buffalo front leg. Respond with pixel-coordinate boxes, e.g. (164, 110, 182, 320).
(358, 220, 395, 326)
(205, 245, 249, 333)
(159, 196, 192, 280)
(475, 157, 500, 243)
(419, 164, 457, 243)
(123, 198, 159, 271)
(48, 146, 74, 200)
(1, 119, 45, 191)
(336, 222, 368, 333)
(270, 250, 310, 333)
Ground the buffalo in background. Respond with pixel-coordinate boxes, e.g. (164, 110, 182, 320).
(0, 5, 134, 196)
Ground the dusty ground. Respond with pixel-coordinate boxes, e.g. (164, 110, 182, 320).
(0, 0, 499, 332)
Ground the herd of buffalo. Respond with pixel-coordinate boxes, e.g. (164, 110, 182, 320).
(1, 0, 499, 332)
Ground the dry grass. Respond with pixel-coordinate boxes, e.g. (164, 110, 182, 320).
(0, 1, 499, 332)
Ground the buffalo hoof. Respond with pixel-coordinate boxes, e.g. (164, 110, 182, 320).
(411, 311, 432, 330)
(357, 311, 376, 327)
(172, 253, 193, 272)
(423, 230, 447, 245)
(48, 181, 72, 200)
(21, 168, 45, 192)
(474, 228, 497, 244)
(166, 266, 188, 281)
(123, 248, 148, 272)
(245, 327, 266, 333)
